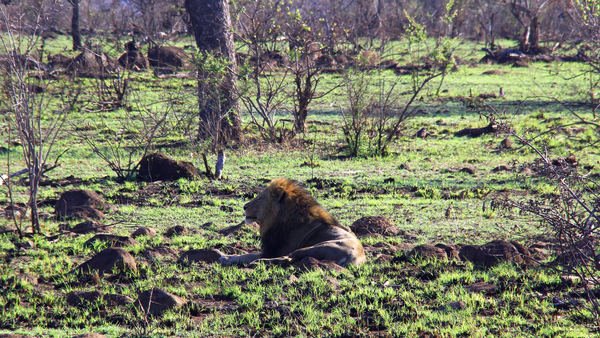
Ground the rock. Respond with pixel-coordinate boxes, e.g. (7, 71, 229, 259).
(138, 153, 200, 182)
(465, 282, 496, 293)
(500, 138, 513, 148)
(408, 245, 448, 260)
(71, 221, 111, 234)
(295, 257, 346, 273)
(103, 293, 134, 307)
(55, 190, 116, 220)
(178, 249, 223, 264)
(143, 246, 179, 261)
(350, 216, 399, 237)
(131, 226, 157, 238)
(287, 274, 299, 283)
(84, 234, 138, 248)
(66, 290, 103, 306)
(135, 288, 185, 316)
(75, 247, 137, 275)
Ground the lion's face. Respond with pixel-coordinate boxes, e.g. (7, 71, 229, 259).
(244, 188, 281, 237)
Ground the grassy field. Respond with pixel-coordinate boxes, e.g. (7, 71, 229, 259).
(0, 35, 599, 337)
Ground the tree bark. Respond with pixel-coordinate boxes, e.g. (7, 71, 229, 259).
(71, 0, 81, 51)
(184, 0, 241, 144)
(527, 15, 540, 52)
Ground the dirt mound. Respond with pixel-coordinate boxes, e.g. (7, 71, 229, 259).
(55, 190, 116, 220)
(69, 49, 112, 72)
(84, 234, 138, 248)
(75, 247, 137, 275)
(408, 245, 448, 260)
(71, 220, 111, 234)
(147, 45, 192, 68)
(350, 216, 399, 237)
(143, 245, 179, 261)
(138, 153, 201, 182)
(178, 249, 223, 264)
(458, 240, 532, 267)
(135, 288, 185, 316)
(117, 51, 150, 70)
(47, 53, 74, 69)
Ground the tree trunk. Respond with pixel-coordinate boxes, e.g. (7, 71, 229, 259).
(71, 0, 81, 51)
(184, 0, 241, 144)
(527, 16, 540, 52)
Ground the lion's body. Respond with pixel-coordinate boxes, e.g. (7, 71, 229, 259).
(218, 178, 366, 267)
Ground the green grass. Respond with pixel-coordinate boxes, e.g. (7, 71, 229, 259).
(0, 36, 599, 337)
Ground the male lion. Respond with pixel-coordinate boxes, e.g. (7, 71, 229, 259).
(218, 178, 366, 267)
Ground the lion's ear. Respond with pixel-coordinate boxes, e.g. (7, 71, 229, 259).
(271, 187, 286, 202)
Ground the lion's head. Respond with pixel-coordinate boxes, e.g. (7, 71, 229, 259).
(244, 178, 338, 238)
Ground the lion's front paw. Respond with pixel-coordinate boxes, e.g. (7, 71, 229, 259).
(249, 256, 293, 268)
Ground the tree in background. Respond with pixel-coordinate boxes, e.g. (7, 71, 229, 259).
(68, 0, 81, 50)
(185, 0, 241, 145)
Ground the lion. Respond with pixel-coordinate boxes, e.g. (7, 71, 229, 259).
(218, 178, 366, 267)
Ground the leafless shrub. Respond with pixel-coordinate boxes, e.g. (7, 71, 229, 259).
(77, 92, 178, 181)
(488, 107, 600, 326)
(340, 68, 441, 157)
(236, 0, 292, 143)
(0, 0, 76, 236)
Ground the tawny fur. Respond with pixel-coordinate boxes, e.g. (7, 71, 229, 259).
(218, 178, 366, 267)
